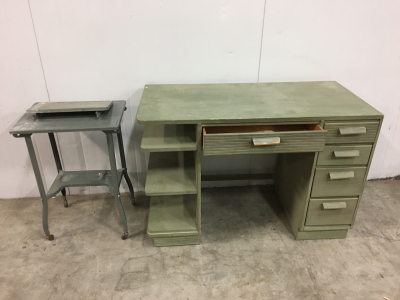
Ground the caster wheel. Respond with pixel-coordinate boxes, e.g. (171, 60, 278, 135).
(131, 198, 137, 206)
(45, 234, 54, 241)
(121, 232, 129, 240)
(63, 196, 68, 208)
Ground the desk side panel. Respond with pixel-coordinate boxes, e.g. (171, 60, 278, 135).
(350, 117, 384, 227)
(196, 123, 202, 235)
(275, 152, 317, 237)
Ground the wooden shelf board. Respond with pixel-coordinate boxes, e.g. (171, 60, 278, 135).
(141, 124, 197, 152)
(145, 151, 197, 196)
(147, 195, 198, 238)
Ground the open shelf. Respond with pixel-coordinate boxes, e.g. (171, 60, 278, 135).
(46, 169, 124, 198)
(147, 195, 198, 238)
(145, 151, 197, 196)
(141, 124, 197, 152)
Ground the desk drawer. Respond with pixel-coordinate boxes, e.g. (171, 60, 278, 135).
(317, 145, 372, 166)
(203, 124, 326, 156)
(324, 121, 379, 144)
(311, 167, 367, 197)
(305, 197, 358, 226)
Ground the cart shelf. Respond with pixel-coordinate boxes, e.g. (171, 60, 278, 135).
(46, 169, 124, 198)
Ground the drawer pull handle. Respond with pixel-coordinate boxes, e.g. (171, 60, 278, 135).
(338, 127, 366, 135)
(329, 171, 354, 180)
(253, 137, 280, 146)
(334, 150, 360, 158)
(322, 202, 347, 210)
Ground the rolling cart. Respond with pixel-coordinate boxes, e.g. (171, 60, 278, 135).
(9, 100, 135, 240)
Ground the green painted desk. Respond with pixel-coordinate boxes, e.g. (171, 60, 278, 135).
(10, 100, 135, 240)
(137, 82, 383, 246)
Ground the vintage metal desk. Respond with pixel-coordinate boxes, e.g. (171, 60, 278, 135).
(10, 100, 135, 240)
(137, 81, 383, 246)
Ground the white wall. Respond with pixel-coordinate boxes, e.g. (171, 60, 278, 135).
(1, 0, 399, 198)
(259, 0, 400, 180)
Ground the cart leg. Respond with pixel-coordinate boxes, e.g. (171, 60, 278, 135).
(117, 129, 136, 205)
(48, 133, 68, 208)
(25, 135, 54, 240)
(61, 189, 68, 208)
(106, 132, 129, 239)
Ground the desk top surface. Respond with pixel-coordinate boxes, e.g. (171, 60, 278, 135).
(137, 81, 382, 124)
(10, 100, 126, 134)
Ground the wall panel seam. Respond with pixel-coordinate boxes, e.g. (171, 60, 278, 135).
(257, 0, 267, 83)
(27, 0, 50, 102)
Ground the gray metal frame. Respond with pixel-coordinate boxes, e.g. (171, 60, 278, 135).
(48, 133, 68, 208)
(24, 134, 53, 240)
(13, 125, 135, 241)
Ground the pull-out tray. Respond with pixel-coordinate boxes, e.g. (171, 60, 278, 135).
(203, 124, 326, 155)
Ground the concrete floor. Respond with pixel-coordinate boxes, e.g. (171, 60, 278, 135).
(0, 180, 399, 300)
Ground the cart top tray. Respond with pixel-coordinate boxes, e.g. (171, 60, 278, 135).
(26, 101, 113, 114)
(10, 100, 126, 134)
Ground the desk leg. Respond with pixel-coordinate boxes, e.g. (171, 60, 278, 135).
(25, 135, 54, 241)
(106, 132, 129, 240)
(48, 133, 68, 208)
(116, 128, 136, 205)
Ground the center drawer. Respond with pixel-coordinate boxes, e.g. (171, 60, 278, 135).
(203, 124, 327, 155)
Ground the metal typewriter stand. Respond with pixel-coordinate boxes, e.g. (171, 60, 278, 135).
(10, 101, 135, 240)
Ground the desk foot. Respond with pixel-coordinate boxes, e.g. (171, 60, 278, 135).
(153, 235, 201, 247)
(45, 234, 54, 241)
(121, 232, 129, 240)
